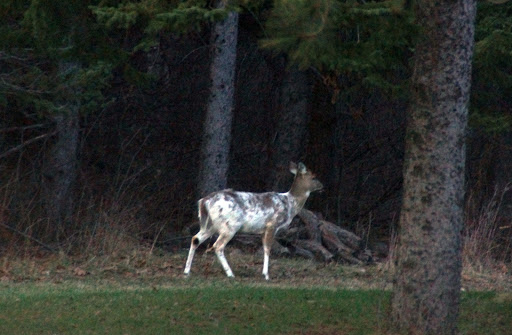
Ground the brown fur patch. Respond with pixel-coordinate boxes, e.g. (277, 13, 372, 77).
(192, 236, 199, 246)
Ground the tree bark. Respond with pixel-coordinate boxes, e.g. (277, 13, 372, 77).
(269, 65, 310, 191)
(198, 1, 239, 197)
(43, 61, 80, 229)
(331, 97, 349, 225)
(391, 1, 476, 334)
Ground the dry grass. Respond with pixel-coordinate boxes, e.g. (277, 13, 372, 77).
(0, 159, 510, 292)
(0, 245, 509, 292)
(462, 185, 512, 290)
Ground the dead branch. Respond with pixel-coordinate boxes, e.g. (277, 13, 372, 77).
(0, 221, 57, 252)
(0, 131, 57, 159)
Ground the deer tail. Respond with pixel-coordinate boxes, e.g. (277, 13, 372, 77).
(197, 198, 211, 231)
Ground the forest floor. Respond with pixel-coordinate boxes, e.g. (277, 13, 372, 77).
(0, 246, 510, 292)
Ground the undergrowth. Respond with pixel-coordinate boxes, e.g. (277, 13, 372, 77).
(0, 162, 510, 293)
(463, 185, 512, 277)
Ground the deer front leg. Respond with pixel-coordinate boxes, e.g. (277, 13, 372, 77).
(262, 225, 276, 280)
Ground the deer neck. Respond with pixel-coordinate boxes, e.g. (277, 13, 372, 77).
(288, 184, 310, 213)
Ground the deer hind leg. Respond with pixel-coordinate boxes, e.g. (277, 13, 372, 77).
(213, 231, 236, 278)
(262, 225, 276, 281)
(184, 229, 214, 276)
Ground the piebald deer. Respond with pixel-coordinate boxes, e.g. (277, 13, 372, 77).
(184, 162, 323, 280)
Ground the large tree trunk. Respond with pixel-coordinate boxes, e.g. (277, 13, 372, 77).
(391, 1, 476, 334)
(269, 65, 310, 192)
(43, 61, 80, 229)
(198, 1, 239, 197)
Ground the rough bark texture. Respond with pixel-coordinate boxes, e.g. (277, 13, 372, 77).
(198, 1, 239, 197)
(391, 1, 476, 334)
(269, 66, 310, 192)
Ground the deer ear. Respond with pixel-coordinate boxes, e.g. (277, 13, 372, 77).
(289, 162, 298, 175)
(298, 162, 307, 174)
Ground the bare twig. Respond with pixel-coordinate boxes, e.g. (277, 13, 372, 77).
(0, 124, 48, 133)
(0, 221, 57, 252)
(0, 131, 57, 159)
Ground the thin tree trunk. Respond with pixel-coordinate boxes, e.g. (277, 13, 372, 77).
(391, 1, 476, 334)
(43, 61, 80, 229)
(198, 1, 239, 197)
(269, 66, 310, 191)
(332, 97, 348, 225)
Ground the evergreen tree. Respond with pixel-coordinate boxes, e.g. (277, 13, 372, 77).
(261, 0, 416, 98)
(470, 1, 512, 132)
(261, 0, 416, 223)
(269, 64, 310, 192)
(467, 1, 512, 221)
(391, 0, 477, 333)
(197, 0, 239, 197)
(0, 0, 114, 232)
(91, 0, 244, 197)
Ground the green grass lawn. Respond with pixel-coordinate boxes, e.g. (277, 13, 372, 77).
(0, 281, 510, 335)
(0, 251, 510, 334)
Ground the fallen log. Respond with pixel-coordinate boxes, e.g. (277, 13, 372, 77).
(298, 209, 322, 243)
(295, 209, 371, 264)
(319, 220, 362, 251)
(291, 244, 315, 260)
(319, 223, 353, 254)
(230, 209, 371, 265)
(293, 239, 333, 262)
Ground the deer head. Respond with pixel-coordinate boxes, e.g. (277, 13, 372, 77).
(289, 162, 323, 201)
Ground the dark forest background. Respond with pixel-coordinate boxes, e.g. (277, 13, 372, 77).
(0, 0, 511, 264)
